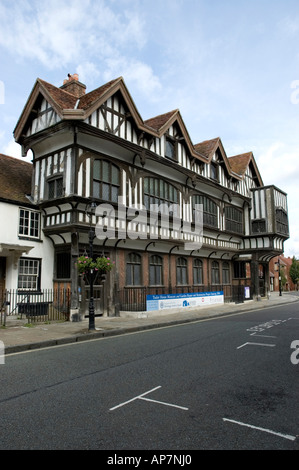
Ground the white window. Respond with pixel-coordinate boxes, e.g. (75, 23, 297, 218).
(19, 209, 40, 238)
(18, 258, 40, 291)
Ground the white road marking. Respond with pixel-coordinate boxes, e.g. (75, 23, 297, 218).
(139, 396, 188, 410)
(237, 342, 275, 349)
(109, 385, 188, 411)
(109, 386, 161, 411)
(250, 333, 276, 338)
(223, 418, 296, 441)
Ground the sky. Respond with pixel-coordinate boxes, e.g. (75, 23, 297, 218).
(0, 0, 298, 258)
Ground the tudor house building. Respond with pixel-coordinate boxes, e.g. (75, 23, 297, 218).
(11, 73, 289, 316)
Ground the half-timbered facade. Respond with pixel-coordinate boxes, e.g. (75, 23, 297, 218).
(13, 73, 289, 316)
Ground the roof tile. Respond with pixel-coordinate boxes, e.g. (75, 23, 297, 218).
(0, 154, 33, 204)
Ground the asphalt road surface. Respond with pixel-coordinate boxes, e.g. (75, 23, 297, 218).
(1, 300, 298, 451)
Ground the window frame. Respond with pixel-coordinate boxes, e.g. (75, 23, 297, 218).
(165, 137, 177, 161)
(176, 257, 188, 286)
(275, 208, 288, 235)
(225, 205, 244, 234)
(149, 255, 163, 286)
(18, 257, 41, 292)
(92, 159, 120, 204)
(210, 162, 219, 181)
(211, 260, 220, 285)
(222, 261, 230, 285)
(193, 258, 203, 285)
(126, 252, 142, 286)
(19, 208, 40, 239)
(48, 176, 64, 200)
(144, 177, 179, 216)
(192, 194, 218, 228)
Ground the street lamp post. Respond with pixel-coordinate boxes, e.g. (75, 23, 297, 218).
(85, 200, 97, 331)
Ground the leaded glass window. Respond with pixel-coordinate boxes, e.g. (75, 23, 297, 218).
(193, 259, 203, 285)
(93, 159, 120, 203)
(192, 195, 218, 228)
(126, 253, 141, 286)
(149, 255, 163, 286)
(177, 257, 188, 285)
(144, 177, 179, 216)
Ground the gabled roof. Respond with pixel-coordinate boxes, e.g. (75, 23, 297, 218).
(144, 110, 179, 132)
(14, 76, 145, 143)
(144, 109, 207, 161)
(0, 154, 33, 204)
(13, 74, 264, 186)
(228, 151, 263, 185)
(194, 137, 235, 178)
(77, 78, 121, 110)
(194, 137, 220, 160)
(228, 152, 252, 176)
(38, 79, 78, 110)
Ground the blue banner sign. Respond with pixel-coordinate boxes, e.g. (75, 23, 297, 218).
(146, 291, 224, 311)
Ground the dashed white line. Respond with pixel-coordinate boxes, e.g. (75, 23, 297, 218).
(223, 418, 296, 441)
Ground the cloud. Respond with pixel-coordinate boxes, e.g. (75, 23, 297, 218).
(103, 56, 162, 101)
(0, 0, 147, 69)
(258, 142, 299, 187)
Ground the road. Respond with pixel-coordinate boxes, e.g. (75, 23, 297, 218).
(0, 300, 298, 451)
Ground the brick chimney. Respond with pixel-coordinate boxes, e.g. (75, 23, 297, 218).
(60, 73, 86, 98)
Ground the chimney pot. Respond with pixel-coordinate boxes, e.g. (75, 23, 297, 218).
(60, 73, 86, 98)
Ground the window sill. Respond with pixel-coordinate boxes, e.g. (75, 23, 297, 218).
(19, 236, 43, 243)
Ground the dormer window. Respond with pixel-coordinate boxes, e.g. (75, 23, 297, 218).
(165, 138, 176, 160)
(210, 162, 218, 181)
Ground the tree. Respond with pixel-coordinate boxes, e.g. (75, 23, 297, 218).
(289, 256, 299, 289)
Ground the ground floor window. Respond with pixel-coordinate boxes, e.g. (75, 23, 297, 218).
(211, 261, 220, 284)
(149, 255, 163, 286)
(126, 253, 142, 285)
(18, 258, 40, 291)
(193, 259, 203, 285)
(222, 262, 230, 284)
(177, 257, 188, 285)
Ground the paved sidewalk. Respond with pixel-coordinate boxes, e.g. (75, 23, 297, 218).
(1, 292, 298, 354)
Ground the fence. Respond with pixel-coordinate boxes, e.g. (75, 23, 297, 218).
(0, 289, 71, 325)
(118, 284, 249, 312)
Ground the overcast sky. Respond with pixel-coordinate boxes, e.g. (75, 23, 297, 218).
(0, 0, 298, 257)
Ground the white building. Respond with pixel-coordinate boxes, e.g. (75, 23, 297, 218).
(0, 154, 53, 299)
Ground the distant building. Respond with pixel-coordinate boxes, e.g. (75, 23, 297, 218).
(269, 255, 297, 292)
(1, 73, 290, 316)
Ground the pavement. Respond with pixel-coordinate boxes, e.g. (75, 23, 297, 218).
(1, 291, 298, 355)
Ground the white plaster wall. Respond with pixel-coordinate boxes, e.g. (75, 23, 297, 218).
(0, 202, 54, 290)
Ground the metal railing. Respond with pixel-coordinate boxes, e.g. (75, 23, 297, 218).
(0, 289, 71, 325)
(118, 284, 248, 311)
